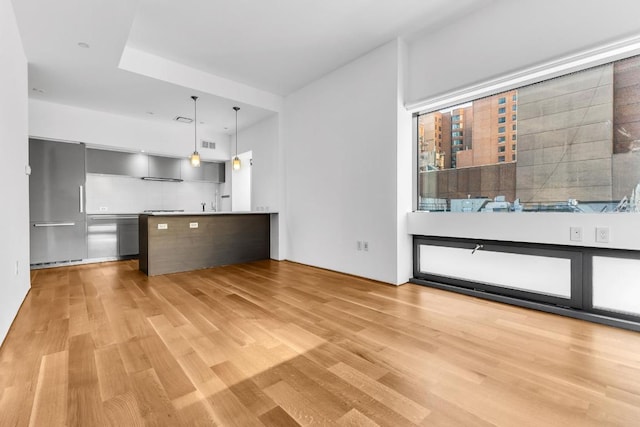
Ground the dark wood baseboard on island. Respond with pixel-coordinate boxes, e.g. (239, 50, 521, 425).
(139, 213, 271, 276)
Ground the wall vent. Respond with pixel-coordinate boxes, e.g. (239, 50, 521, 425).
(202, 140, 216, 149)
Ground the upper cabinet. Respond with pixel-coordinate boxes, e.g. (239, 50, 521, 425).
(86, 149, 148, 177)
(203, 162, 225, 183)
(87, 148, 225, 182)
(180, 159, 204, 181)
(147, 155, 181, 180)
(181, 159, 225, 183)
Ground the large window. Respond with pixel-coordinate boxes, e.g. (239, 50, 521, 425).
(416, 55, 640, 213)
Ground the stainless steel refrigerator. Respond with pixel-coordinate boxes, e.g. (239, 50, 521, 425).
(29, 139, 87, 264)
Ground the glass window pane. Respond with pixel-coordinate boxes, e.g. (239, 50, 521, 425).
(416, 54, 640, 213)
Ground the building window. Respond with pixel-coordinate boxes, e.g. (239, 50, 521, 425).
(452, 123, 462, 129)
(416, 54, 640, 213)
(498, 155, 506, 162)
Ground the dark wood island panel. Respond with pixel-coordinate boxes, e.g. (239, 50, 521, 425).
(139, 213, 270, 276)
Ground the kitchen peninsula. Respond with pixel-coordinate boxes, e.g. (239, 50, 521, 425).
(139, 212, 272, 276)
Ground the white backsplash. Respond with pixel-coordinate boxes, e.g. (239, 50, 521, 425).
(86, 174, 222, 213)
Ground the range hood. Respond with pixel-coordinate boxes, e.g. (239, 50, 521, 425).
(141, 176, 183, 182)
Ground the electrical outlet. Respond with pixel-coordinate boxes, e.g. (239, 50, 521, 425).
(596, 227, 610, 243)
(570, 226, 582, 242)
(357, 241, 362, 251)
(99, 206, 108, 211)
(363, 241, 369, 251)
(189, 222, 198, 229)
(157, 223, 168, 230)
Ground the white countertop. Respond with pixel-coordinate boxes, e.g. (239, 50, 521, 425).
(87, 211, 277, 216)
(141, 211, 277, 216)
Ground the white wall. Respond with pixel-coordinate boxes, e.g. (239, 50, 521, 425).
(0, 0, 30, 345)
(29, 99, 231, 160)
(408, 212, 640, 250)
(232, 114, 284, 258)
(231, 151, 252, 212)
(407, 0, 640, 104)
(396, 40, 413, 284)
(283, 40, 409, 284)
(237, 115, 279, 212)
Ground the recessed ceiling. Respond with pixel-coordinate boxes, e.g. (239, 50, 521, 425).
(11, 0, 487, 137)
(127, 0, 484, 95)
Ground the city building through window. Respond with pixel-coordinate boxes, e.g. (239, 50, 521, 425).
(416, 55, 640, 213)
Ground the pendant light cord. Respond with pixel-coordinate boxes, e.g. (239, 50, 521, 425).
(235, 108, 238, 155)
(234, 106, 240, 156)
(192, 96, 198, 151)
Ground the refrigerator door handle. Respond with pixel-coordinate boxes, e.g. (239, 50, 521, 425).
(79, 185, 84, 213)
(33, 222, 76, 227)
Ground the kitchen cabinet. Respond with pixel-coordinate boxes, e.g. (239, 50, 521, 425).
(180, 159, 225, 182)
(86, 148, 224, 182)
(203, 162, 225, 183)
(118, 217, 139, 256)
(86, 148, 148, 177)
(148, 155, 181, 180)
(139, 213, 269, 276)
(180, 159, 204, 181)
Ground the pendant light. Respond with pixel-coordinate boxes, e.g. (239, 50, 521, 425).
(189, 95, 201, 167)
(232, 106, 241, 170)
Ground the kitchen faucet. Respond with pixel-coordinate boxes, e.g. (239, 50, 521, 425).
(212, 190, 218, 212)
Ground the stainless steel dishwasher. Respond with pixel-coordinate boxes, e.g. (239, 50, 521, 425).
(87, 215, 118, 259)
(87, 214, 139, 259)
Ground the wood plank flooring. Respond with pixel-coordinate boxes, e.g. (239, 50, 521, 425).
(2, 260, 640, 426)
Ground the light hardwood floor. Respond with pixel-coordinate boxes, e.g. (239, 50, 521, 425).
(1, 260, 640, 426)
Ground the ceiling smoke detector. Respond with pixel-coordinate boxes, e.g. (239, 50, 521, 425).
(174, 116, 193, 124)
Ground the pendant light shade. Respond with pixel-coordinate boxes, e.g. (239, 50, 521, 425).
(189, 95, 201, 167)
(232, 106, 241, 170)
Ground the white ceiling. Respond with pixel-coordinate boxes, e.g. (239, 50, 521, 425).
(11, 0, 486, 135)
